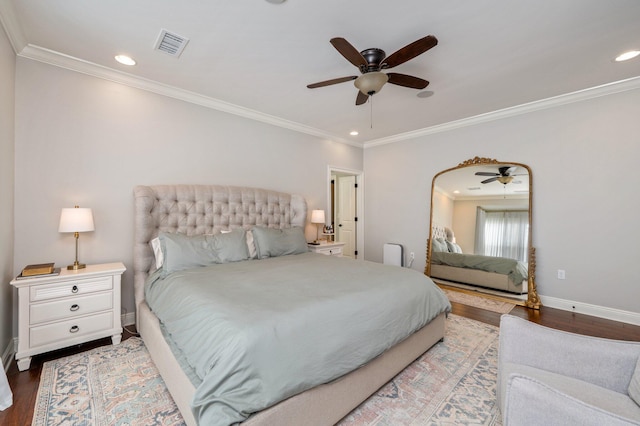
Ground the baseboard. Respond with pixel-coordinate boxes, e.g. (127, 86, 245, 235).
(1, 339, 14, 372)
(122, 311, 136, 327)
(540, 295, 640, 326)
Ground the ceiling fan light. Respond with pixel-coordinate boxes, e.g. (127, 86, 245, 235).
(497, 176, 514, 184)
(354, 72, 388, 96)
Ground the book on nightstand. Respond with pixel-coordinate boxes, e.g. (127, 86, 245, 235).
(15, 263, 60, 280)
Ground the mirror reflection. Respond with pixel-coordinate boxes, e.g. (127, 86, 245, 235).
(426, 157, 540, 308)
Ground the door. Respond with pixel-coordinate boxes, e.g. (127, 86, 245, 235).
(337, 175, 357, 258)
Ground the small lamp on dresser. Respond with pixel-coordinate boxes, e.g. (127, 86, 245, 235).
(59, 205, 95, 270)
(311, 209, 325, 244)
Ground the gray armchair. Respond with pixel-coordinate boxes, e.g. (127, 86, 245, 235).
(498, 314, 640, 425)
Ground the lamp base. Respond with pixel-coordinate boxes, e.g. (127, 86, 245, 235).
(67, 262, 86, 270)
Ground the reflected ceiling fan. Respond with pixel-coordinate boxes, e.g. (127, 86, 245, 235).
(306, 35, 438, 105)
(475, 166, 526, 185)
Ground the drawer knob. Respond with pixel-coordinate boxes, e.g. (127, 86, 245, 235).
(70, 304, 80, 312)
(69, 325, 80, 333)
(71, 285, 79, 294)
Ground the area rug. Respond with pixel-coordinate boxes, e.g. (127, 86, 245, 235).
(32, 337, 185, 426)
(33, 315, 501, 425)
(442, 287, 516, 314)
(338, 314, 502, 425)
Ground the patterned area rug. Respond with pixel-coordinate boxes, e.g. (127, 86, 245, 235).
(33, 316, 501, 425)
(339, 314, 502, 425)
(442, 288, 516, 314)
(32, 337, 185, 426)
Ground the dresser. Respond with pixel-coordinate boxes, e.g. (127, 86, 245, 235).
(10, 262, 125, 371)
(307, 241, 346, 256)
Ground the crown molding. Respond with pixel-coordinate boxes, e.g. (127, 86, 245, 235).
(363, 75, 640, 149)
(15, 44, 361, 148)
(0, 0, 27, 53)
(5, 7, 639, 152)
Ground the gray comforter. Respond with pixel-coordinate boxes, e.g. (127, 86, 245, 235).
(145, 252, 451, 425)
(431, 251, 528, 283)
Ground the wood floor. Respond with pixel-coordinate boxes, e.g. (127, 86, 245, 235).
(1, 304, 639, 425)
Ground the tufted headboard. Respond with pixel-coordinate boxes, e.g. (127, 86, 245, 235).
(133, 185, 307, 312)
(431, 224, 448, 241)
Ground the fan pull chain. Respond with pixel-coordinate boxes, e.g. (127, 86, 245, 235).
(370, 95, 374, 129)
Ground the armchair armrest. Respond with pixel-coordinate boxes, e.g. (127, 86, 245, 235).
(504, 374, 639, 426)
(498, 315, 640, 394)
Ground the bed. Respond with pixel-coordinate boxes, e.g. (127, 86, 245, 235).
(133, 185, 451, 426)
(428, 226, 528, 294)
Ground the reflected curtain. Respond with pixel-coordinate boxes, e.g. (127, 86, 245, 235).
(475, 208, 528, 262)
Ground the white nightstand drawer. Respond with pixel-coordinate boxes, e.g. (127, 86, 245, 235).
(30, 276, 112, 302)
(30, 292, 113, 324)
(30, 311, 113, 348)
(316, 246, 343, 256)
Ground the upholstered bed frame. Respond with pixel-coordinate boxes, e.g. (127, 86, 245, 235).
(133, 184, 446, 425)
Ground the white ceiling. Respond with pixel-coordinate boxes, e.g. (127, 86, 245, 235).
(2, 0, 640, 145)
(435, 164, 530, 199)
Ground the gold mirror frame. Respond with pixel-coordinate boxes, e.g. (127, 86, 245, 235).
(425, 157, 541, 309)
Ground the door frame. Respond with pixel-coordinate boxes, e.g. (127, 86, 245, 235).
(327, 166, 364, 260)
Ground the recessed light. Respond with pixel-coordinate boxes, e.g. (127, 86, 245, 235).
(350, 131, 359, 136)
(615, 50, 640, 62)
(453, 190, 460, 194)
(417, 90, 434, 98)
(115, 55, 136, 66)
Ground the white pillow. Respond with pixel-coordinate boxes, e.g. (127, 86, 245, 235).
(150, 237, 164, 269)
(246, 229, 257, 259)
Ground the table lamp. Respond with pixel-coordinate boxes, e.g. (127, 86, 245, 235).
(59, 206, 95, 270)
(311, 210, 325, 244)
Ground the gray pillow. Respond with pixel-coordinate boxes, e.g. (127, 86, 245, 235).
(159, 232, 217, 275)
(205, 228, 249, 264)
(432, 238, 448, 253)
(629, 356, 640, 406)
(251, 226, 308, 258)
(446, 240, 463, 254)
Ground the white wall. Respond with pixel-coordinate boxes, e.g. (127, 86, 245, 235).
(0, 22, 15, 363)
(364, 87, 640, 316)
(14, 58, 363, 317)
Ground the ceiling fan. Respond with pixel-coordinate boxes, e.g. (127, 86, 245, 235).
(307, 35, 438, 105)
(475, 166, 526, 185)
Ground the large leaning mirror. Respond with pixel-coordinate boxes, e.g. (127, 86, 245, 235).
(425, 157, 541, 309)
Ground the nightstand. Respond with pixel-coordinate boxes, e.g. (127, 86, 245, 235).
(10, 262, 126, 371)
(307, 241, 346, 256)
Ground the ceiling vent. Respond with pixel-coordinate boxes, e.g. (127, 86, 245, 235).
(154, 29, 189, 57)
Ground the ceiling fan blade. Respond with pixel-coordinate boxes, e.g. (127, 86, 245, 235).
(355, 91, 369, 105)
(307, 76, 358, 89)
(387, 73, 429, 89)
(475, 172, 499, 176)
(500, 166, 517, 176)
(330, 37, 368, 69)
(382, 35, 438, 69)
(481, 177, 499, 184)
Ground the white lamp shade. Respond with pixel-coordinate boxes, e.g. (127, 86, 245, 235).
(311, 210, 325, 224)
(58, 207, 95, 233)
